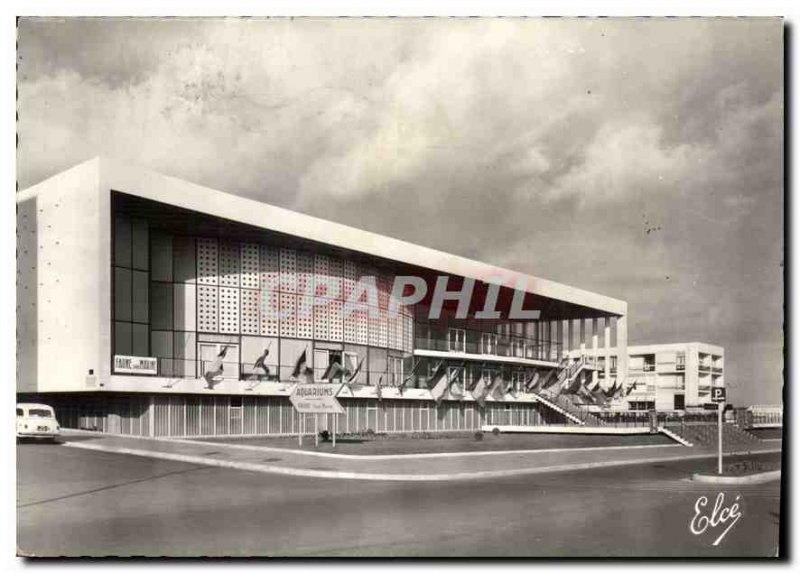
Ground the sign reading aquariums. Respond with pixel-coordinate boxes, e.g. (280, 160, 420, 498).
(113, 355, 158, 375)
(290, 384, 344, 414)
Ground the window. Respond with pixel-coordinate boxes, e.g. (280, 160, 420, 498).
(676, 352, 685, 371)
(674, 394, 685, 410)
(643, 354, 655, 372)
(448, 328, 466, 353)
(610, 356, 618, 372)
(343, 352, 360, 382)
(314, 349, 344, 382)
(16, 408, 23, 417)
(388, 356, 403, 387)
(511, 371, 526, 392)
(512, 338, 526, 358)
(28, 408, 53, 418)
(480, 333, 498, 355)
(448, 366, 465, 382)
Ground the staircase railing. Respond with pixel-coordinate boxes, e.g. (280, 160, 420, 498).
(533, 385, 607, 426)
(554, 355, 594, 386)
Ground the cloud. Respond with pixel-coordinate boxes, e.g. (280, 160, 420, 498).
(16, 17, 783, 404)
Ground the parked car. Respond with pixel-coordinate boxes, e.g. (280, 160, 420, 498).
(16, 403, 60, 442)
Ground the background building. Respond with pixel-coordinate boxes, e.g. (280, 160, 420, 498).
(17, 158, 631, 437)
(569, 342, 724, 412)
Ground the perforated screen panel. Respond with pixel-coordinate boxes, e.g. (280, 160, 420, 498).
(158, 233, 409, 350)
(313, 300, 329, 340)
(260, 245, 280, 290)
(198, 285, 218, 332)
(197, 238, 218, 285)
(402, 313, 413, 353)
(356, 308, 369, 345)
(279, 293, 297, 338)
(377, 273, 390, 310)
(369, 309, 380, 346)
(313, 254, 329, 297)
(379, 312, 388, 348)
(219, 242, 240, 287)
(388, 316, 399, 349)
(343, 302, 357, 343)
(328, 257, 343, 300)
(329, 299, 344, 342)
(240, 243, 259, 289)
(260, 290, 280, 336)
(343, 260, 357, 300)
(241, 289, 260, 335)
(219, 287, 240, 333)
(297, 251, 314, 296)
(279, 248, 297, 293)
(297, 295, 314, 339)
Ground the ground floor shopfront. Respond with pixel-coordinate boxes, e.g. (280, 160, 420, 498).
(21, 392, 568, 439)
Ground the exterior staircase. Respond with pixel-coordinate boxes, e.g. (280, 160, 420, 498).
(662, 421, 763, 451)
(658, 425, 693, 446)
(529, 356, 608, 426)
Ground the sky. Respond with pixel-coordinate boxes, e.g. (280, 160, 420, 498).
(16, 17, 784, 405)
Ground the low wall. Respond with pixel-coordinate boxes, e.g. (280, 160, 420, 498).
(482, 424, 652, 435)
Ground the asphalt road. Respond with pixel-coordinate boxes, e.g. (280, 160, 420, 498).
(17, 442, 782, 557)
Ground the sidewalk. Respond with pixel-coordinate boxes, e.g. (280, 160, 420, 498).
(60, 430, 781, 482)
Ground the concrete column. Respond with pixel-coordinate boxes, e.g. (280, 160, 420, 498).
(536, 322, 542, 360)
(604, 317, 611, 385)
(568, 319, 575, 356)
(148, 396, 155, 437)
(557, 320, 564, 359)
(591, 318, 599, 387)
(550, 321, 558, 361)
(579, 319, 586, 357)
(617, 314, 629, 390)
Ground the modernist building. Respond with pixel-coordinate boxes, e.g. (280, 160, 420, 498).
(17, 158, 631, 437)
(569, 342, 725, 412)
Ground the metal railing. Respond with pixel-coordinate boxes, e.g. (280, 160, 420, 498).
(414, 335, 561, 362)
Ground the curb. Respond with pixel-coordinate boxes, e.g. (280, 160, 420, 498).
(62, 428, 682, 461)
(691, 470, 781, 485)
(176, 438, 683, 460)
(61, 440, 782, 483)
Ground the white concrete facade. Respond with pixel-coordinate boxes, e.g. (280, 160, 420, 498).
(17, 158, 629, 399)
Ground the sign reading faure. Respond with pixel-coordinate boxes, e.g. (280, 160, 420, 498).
(113, 355, 158, 375)
(290, 384, 344, 414)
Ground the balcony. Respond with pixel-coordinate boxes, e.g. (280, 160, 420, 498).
(414, 334, 560, 365)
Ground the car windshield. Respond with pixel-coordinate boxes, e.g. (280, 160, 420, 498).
(27, 409, 53, 418)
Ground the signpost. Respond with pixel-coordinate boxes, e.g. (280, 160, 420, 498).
(289, 384, 344, 448)
(711, 387, 727, 474)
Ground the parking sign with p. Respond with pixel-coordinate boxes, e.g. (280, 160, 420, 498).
(711, 387, 727, 403)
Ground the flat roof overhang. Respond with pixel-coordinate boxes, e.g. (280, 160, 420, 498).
(21, 157, 627, 321)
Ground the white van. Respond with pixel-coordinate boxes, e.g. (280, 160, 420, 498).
(16, 403, 61, 442)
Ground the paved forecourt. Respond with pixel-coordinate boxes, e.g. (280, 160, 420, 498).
(60, 431, 782, 482)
